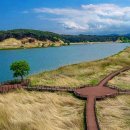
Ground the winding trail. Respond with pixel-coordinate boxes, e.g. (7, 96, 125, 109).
(98, 67, 130, 86)
(0, 67, 130, 130)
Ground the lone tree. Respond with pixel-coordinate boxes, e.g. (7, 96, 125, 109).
(10, 60, 30, 81)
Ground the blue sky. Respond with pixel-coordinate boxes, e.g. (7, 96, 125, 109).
(0, 0, 130, 34)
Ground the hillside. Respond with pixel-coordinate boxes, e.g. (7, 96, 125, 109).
(0, 29, 61, 41)
(0, 29, 65, 49)
(0, 38, 64, 49)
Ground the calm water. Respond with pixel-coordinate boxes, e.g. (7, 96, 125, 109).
(0, 43, 130, 82)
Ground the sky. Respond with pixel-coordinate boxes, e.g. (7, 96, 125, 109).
(0, 0, 130, 34)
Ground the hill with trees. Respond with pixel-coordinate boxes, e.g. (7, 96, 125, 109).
(0, 29, 130, 49)
(0, 29, 65, 49)
(0, 29, 61, 42)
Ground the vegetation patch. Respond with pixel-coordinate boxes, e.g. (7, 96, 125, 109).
(96, 95, 130, 130)
(0, 90, 85, 130)
(108, 70, 130, 90)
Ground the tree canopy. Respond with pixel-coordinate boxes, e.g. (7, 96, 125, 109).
(10, 60, 30, 81)
(0, 29, 61, 42)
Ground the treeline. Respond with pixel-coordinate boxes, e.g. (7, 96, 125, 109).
(0, 29, 61, 42)
(0, 29, 130, 43)
(62, 34, 119, 43)
(120, 36, 130, 43)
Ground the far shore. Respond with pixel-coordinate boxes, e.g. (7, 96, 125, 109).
(0, 44, 67, 51)
(0, 41, 128, 51)
(70, 41, 123, 45)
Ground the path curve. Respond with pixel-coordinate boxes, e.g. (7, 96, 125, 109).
(98, 67, 130, 86)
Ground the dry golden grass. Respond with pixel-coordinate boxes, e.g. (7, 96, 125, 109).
(30, 47, 130, 87)
(0, 38, 21, 49)
(0, 38, 64, 49)
(0, 38, 39, 49)
(0, 90, 85, 130)
(108, 70, 130, 90)
(96, 95, 130, 130)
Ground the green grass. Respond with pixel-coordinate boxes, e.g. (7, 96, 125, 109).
(30, 47, 130, 87)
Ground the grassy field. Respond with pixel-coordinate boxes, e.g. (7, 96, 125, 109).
(96, 95, 130, 130)
(30, 47, 130, 87)
(108, 70, 130, 90)
(0, 90, 85, 130)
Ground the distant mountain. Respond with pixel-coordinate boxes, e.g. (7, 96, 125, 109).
(106, 34, 120, 36)
(124, 34, 130, 36)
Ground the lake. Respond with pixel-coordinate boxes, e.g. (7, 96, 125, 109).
(0, 43, 130, 82)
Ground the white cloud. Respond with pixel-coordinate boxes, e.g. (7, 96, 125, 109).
(33, 4, 130, 34)
(62, 21, 89, 30)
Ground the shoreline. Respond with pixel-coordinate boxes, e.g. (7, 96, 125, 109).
(0, 44, 68, 51)
(29, 46, 130, 87)
(0, 46, 129, 82)
(0, 42, 127, 51)
(70, 41, 122, 45)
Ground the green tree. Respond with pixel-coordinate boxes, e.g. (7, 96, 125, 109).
(10, 60, 30, 81)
